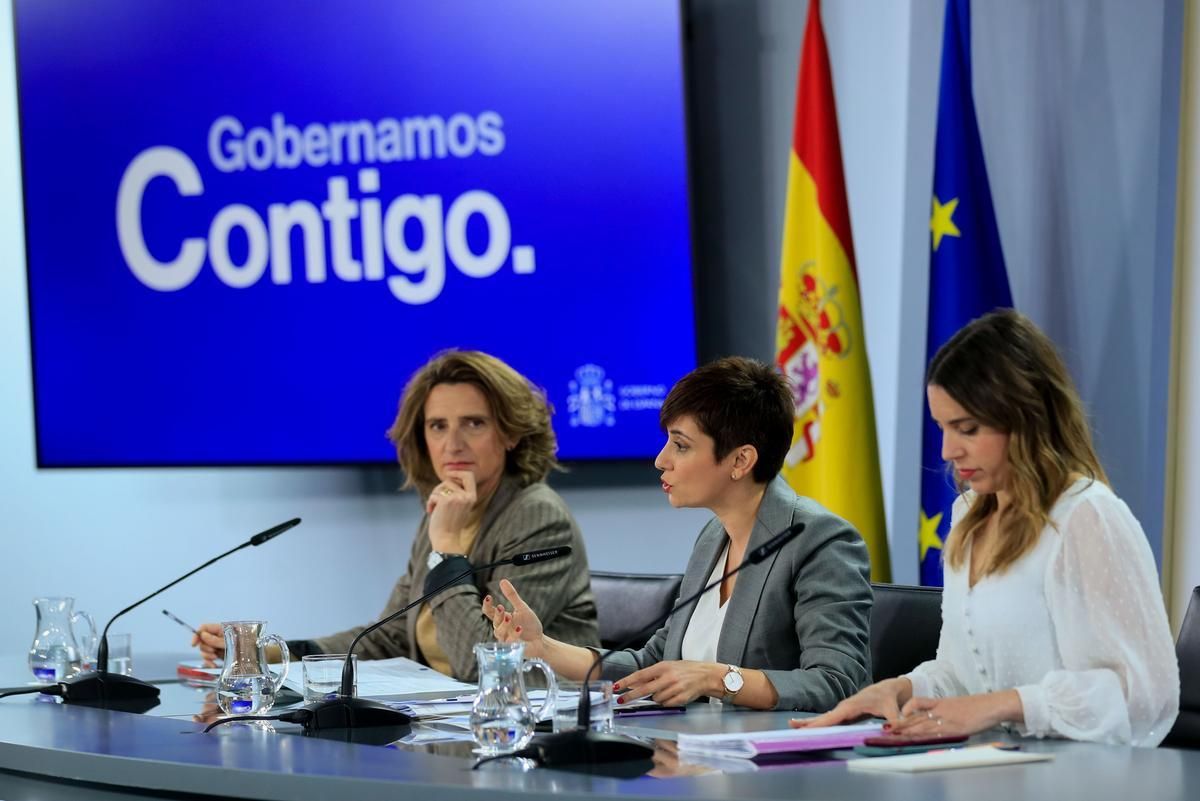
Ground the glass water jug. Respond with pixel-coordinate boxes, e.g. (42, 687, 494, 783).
(29, 597, 97, 683)
(215, 621, 290, 716)
(470, 641, 557, 755)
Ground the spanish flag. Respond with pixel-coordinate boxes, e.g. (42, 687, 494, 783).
(776, 1, 890, 581)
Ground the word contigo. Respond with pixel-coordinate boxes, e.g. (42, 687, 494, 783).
(115, 149, 534, 305)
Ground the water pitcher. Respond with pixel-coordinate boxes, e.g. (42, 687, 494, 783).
(469, 641, 557, 754)
(216, 621, 290, 716)
(29, 597, 97, 682)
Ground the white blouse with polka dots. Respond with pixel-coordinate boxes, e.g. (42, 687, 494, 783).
(906, 478, 1179, 746)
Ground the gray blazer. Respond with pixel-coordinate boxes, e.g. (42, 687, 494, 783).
(314, 476, 599, 681)
(600, 476, 873, 711)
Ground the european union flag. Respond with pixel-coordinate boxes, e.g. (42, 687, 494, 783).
(919, 0, 1012, 586)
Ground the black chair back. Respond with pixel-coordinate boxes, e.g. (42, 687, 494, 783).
(1164, 586, 1200, 748)
(869, 582, 943, 682)
(590, 571, 683, 651)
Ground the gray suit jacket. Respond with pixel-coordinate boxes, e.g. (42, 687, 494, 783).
(600, 477, 873, 711)
(314, 476, 599, 681)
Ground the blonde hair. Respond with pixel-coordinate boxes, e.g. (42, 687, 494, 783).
(386, 350, 560, 497)
(928, 309, 1107, 578)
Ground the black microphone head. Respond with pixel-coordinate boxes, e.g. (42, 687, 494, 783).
(748, 521, 806, 563)
(510, 546, 571, 566)
(249, 517, 302, 546)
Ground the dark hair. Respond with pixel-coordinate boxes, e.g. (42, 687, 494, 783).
(927, 308, 1107, 577)
(386, 350, 560, 497)
(659, 356, 794, 483)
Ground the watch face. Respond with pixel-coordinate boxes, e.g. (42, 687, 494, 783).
(724, 669, 744, 692)
(426, 551, 443, 570)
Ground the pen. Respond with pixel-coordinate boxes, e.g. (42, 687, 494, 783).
(615, 707, 686, 718)
(162, 609, 199, 635)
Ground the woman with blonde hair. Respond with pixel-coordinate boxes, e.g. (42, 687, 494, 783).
(193, 350, 598, 680)
(795, 309, 1178, 745)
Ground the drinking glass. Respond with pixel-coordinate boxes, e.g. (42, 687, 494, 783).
(302, 654, 356, 703)
(107, 633, 134, 676)
(552, 680, 614, 733)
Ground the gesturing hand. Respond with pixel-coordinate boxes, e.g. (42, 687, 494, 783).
(427, 470, 477, 553)
(481, 578, 546, 659)
(789, 677, 910, 728)
(613, 660, 721, 707)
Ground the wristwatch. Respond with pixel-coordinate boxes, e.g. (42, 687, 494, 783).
(721, 664, 744, 701)
(427, 551, 464, 570)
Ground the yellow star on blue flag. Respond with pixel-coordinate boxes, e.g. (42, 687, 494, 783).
(930, 196, 960, 251)
(918, 510, 945, 562)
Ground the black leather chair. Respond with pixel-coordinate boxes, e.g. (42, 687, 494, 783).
(590, 571, 684, 651)
(869, 582, 943, 682)
(1164, 586, 1200, 748)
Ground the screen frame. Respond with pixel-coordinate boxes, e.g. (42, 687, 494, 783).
(13, 0, 702, 470)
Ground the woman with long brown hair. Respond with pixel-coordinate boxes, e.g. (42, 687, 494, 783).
(796, 309, 1178, 745)
(192, 350, 598, 680)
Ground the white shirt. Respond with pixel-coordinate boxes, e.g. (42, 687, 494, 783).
(680, 541, 731, 664)
(906, 478, 1179, 747)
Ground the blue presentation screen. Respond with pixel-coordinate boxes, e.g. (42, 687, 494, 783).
(15, 0, 697, 466)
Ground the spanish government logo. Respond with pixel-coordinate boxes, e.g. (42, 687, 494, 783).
(776, 261, 852, 466)
(567, 364, 616, 428)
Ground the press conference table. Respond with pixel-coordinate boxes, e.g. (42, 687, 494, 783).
(0, 655, 1196, 801)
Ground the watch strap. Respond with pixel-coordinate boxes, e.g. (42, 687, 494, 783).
(423, 554, 473, 596)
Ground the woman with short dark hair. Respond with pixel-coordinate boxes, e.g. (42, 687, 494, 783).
(485, 356, 873, 711)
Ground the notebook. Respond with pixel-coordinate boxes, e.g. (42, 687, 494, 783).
(847, 745, 1053, 773)
(677, 723, 882, 758)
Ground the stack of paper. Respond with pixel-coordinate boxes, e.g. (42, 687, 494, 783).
(391, 688, 591, 723)
(848, 746, 1053, 773)
(677, 723, 882, 759)
(281, 656, 475, 699)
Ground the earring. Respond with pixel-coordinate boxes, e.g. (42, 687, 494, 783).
(731, 471, 738, 481)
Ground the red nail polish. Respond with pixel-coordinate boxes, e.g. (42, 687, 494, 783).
(612, 683, 620, 691)
(883, 723, 892, 730)
(617, 696, 626, 705)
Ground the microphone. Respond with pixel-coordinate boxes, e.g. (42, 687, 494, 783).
(238, 545, 573, 733)
(513, 521, 806, 772)
(36, 518, 301, 708)
(249, 518, 302, 546)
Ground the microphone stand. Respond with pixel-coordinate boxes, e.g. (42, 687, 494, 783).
(241, 546, 573, 733)
(514, 521, 806, 772)
(37, 518, 301, 709)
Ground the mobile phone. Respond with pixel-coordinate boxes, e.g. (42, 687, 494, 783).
(854, 742, 962, 757)
(862, 733, 969, 747)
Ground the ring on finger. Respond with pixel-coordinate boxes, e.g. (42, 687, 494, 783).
(937, 718, 943, 727)
(440, 488, 453, 496)
(926, 711, 934, 720)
